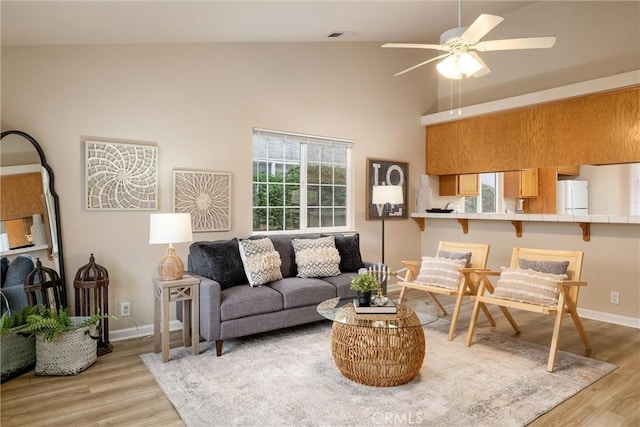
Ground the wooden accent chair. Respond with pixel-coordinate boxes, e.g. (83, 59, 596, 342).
(465, 247, 591, 372)
(397, 241, 494, 341)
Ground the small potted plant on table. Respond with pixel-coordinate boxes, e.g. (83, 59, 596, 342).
(350, 272, 379, 306)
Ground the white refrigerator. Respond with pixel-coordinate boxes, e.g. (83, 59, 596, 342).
(557, 180, 589, 214)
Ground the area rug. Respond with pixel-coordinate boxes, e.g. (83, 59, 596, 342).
(140, 319, 616, 427)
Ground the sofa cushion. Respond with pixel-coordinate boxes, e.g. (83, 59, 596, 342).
(220, 285, 284, 321)
(332, 234, 365, 272)
(493, 267, 566, 307)
(292, 236, 341, 278)
(189, 239, 248, 289)
(321, 272, 359, 298)
(238, 238, 283, 287)
(268, 277, 337, 309)
(415, 256, 466, 290)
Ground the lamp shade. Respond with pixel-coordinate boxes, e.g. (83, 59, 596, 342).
(372, 185, 404, 205)
(149, 213, 193, 244)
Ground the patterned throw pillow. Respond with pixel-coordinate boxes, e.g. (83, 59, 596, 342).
(238, 238, 283, 287)
(493, 267, 567, 307)
(292, 236, 341, 278)
(415, 256, 466, 290)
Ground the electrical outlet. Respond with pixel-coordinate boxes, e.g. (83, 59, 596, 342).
(120, 302, 131, 317)
(610, 291, 620, 305)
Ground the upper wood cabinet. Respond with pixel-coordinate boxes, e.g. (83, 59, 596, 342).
(426, 86, 640, 175)
(557, 165, 580, 176)
(504, 169, 538, 198)
(439, 174, 479, 196)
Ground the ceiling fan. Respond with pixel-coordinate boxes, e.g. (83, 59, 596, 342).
(383, 4, 556, 79)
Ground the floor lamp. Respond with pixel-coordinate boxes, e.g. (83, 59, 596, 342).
(372, 185, 404, 293)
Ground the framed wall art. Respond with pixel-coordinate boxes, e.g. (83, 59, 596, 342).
(366, 157, 408, 220)
(85, 139, 158, 210)
(173, 169, 231, 232)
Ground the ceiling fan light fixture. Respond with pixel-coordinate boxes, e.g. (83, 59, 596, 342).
(436, 52, 484, 79)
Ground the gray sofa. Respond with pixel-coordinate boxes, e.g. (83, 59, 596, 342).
(185, 233, 366, 356)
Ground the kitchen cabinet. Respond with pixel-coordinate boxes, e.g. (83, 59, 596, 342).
(503, 169, 538, 198)
(439, 174, 479, 196)
(557, 165, 580, 176)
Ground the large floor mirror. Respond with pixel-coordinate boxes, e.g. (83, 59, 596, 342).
(1, 130, 67, 306)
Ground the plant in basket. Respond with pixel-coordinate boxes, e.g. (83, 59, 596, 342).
(350, 272, 379, 306)
(17, 307, 115, 376)
(1, 305, 43, 383)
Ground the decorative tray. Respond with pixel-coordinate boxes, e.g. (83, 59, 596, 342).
(426, 208, 454, 213)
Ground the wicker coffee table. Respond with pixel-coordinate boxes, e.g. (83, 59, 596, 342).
(317, 297, 438, 387)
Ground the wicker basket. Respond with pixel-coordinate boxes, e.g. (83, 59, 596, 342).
(34, 317, 98, 376)
(1, 328, 36, 383)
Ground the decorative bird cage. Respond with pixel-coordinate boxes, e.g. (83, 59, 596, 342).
(74, 254, 112, 355)
(24, 258, 66, 313)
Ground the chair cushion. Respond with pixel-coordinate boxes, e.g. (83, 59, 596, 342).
(292, 236, 341, 278)
(437, 250, 472, 268)
(493, 267, 567, 307)
(3, 255, 34, 288)
(415, 256, 466, 290)
(238, 238, 283, 287)
(518, 258, 570, 275)
(189, 239, 248, 289)
(333, 234, 365, 272)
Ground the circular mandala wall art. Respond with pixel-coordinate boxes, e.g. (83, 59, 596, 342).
(173, 170, 231, 232)
(85, 140, 158, 210)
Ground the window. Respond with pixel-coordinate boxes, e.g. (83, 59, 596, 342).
(252, 129, 352, 232)
(464, 173, 498, 213)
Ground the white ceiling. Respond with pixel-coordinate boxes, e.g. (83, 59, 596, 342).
(1, 1, 535, 46)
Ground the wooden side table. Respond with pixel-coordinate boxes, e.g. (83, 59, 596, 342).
(153, 275, 200, 362)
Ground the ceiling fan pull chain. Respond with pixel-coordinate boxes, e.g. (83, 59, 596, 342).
(450, 79, 454, 114)
(458, 79, 462, 116)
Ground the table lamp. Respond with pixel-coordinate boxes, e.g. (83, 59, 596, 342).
(372, 185, 403, 264)
(149, 213, 193, 281)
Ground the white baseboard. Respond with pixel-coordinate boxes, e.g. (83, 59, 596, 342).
(109, 318, 183, 342)
(578, 308, 640, 329)
(107, 304, 639, 342)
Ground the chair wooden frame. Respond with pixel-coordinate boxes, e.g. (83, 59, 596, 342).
(397, 241, 494, 341)
(465, 247, 591, 372)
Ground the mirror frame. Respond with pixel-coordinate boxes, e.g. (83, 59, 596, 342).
(1, 130, 67, 305)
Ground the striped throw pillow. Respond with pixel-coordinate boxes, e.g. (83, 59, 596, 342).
(493, 267, 567, 307)
(415, 256, 466, 290)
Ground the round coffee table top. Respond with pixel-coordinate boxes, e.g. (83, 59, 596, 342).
(317, 297, 439, 329)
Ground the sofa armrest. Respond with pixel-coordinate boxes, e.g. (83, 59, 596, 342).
(185, 273, 222, 342)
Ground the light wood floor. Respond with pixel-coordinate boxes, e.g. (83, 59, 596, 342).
(2, 291, 638, 426)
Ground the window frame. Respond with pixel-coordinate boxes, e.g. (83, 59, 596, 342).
(252, 128, 354, 234)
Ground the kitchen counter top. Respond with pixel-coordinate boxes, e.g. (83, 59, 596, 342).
(410, 212, 639, 241)
(411, 212, 640, 224)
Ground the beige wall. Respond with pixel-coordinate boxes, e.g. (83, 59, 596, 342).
(427, 1, 640, 325)
(1, 43, 434, 331)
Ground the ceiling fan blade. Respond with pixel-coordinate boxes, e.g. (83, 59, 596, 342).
(468, 52, 491, 77)
(461, 14, 504, 43)
(393, 53, 450, 77)
(476, 36, 557, 51)
(382, 43, 450, 52)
